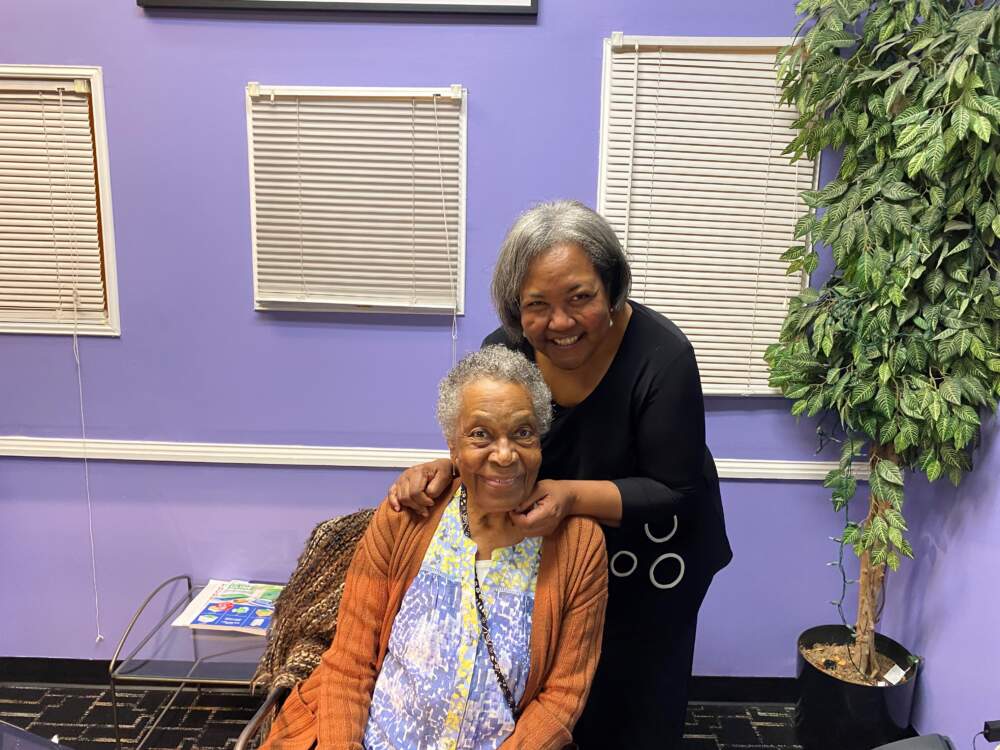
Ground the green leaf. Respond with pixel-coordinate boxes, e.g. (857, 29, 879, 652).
(823, 468, 843, 489)
(876, 459, 905, 486)
(875, 384, 895, 416)
(941, 378, 963, 405)
(873, 201, 893, 233)
(972, 94, 1000, 120)
(871, 515, 890, 544)
(953, 104, 972, 140)
(924, 137, 946, 173)
(908, 339, 928, 370)
(818, 180, 849, 202)
(925, 268, 945, 300)
(881, 181, 919, 201)
(956, 404, 981, 425)
(880, 420, 899, 444)
(850, 382, 877, 405)
(972, 113, 993, 142)
(875, 59, 911, 84)
(794, 213, 815, 238)
(954, 57, 970, 87)
(887, 551, 901, 572)
(842, 523, 862, 545)
(955, 329, 973, 356)
(976, 202, 997, 232)
(900, 392, 924, 420)
(888, 526, 904, 549)
(781, 245, 807, 261)
(895, 419, 920, 453)
(885, 508, 907, 530)
(891, 204, 913, 234)
(926, 458, 944, 481)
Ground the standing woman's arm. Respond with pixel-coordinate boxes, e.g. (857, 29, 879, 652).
(511, 345, 706, 533)
(609, 344, 708, 529)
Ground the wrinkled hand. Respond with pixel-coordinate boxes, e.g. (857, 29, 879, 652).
(508, 479, 575, 537)
(385, 458, 454, 517)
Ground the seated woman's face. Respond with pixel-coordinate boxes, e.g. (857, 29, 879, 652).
(450, 378, 542, 513)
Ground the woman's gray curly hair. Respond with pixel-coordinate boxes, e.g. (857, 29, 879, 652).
(436, 345, 553, 440)
(491, 200, 632, 342)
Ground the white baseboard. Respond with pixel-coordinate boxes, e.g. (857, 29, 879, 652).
(0, 436, 869, 480)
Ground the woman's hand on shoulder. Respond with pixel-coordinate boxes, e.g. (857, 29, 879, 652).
(508, 479, 576, 537)
(384, 458, 454, 517)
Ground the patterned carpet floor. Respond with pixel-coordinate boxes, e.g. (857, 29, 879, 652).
(0, 684, 801, 750)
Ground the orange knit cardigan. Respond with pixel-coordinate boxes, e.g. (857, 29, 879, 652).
(261, 485, 608, 750)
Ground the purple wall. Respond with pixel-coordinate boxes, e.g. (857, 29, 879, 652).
(1, 0, 996, 741)
(877, 417, 1000, 742)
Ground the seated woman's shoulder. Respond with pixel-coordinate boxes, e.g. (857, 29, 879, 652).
(556, 516, 606, 555)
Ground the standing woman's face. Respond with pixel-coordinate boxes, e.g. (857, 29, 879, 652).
(518, 243, 613, 371)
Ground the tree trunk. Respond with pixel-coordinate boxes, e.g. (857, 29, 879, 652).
(854, 443, 895, 680)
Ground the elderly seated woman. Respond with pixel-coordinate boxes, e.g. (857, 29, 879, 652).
(260, 346, 608, 750)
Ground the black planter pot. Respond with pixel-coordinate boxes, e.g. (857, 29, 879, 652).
(795, 624, 920, 750)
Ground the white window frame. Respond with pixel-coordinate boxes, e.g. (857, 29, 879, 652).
(0, 65, 121, 336)
(245, 83, 467, 315)
(597, 34, 820, 396)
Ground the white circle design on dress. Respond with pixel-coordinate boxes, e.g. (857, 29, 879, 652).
(649, 553, 685, 589)
(610, 550, 638, 578)
(644, 515, 679, 543)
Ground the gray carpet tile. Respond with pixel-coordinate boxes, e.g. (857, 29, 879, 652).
(0, 684, 800, 750)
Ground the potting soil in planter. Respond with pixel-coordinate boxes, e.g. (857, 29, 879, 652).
(800, 642, 913, 686)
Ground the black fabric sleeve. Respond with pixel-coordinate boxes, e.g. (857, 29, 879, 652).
(612, 344, 708, 529)
(482, 327, 513, 350)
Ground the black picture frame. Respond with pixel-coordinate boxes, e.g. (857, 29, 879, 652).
(137, 0, 536, 13)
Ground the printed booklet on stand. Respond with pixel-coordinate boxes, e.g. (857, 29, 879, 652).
(171, 580, 283, 635)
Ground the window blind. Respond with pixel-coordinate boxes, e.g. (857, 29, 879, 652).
(598, 37, 817, 395)
(246, 84, 466, 313)
(0, 72, 117, 335)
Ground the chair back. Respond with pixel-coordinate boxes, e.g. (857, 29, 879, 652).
(252, 507, 376, 693)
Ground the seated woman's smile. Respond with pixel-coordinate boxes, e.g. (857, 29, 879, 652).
(455, 379, 541, 549)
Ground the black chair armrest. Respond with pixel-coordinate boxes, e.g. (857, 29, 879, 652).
(235, 685, 291, 750)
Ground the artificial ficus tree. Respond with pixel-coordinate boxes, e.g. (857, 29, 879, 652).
(766, 0, 1000, 679)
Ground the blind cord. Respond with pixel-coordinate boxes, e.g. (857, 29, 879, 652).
(642, 48, 665, 301)
(622, 43, 641, 255)
(745, 80, 779, 395)
(410, 99, 417, 305)
(295, 96, 307, 299)
(57, 87, 104, 644)
(432, 94, 459, 366)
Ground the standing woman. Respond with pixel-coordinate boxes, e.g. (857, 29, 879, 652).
(388, 200, 732, 749)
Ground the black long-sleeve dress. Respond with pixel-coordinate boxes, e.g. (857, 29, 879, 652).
(484, 300, 733, 750)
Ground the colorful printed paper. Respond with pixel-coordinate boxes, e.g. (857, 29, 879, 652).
(171, 580, 283, 635)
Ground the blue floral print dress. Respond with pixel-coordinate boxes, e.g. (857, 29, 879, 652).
(362, 490, 542, 750)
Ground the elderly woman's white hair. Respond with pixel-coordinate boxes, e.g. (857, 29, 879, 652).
(436, 345, 553, 439)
